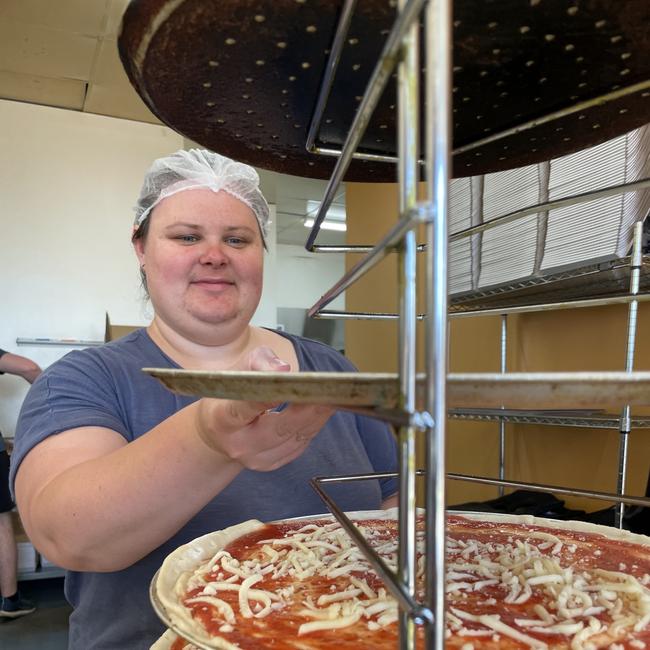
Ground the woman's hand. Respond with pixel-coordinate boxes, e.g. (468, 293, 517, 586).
(195, 346, 334, 471)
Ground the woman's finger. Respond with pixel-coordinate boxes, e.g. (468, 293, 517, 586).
(244, 346, 291, 372)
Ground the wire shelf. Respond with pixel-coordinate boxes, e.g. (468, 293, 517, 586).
(449, 408, 650, 429)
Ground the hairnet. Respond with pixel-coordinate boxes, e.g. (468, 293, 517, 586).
(133, 149, 270, 240)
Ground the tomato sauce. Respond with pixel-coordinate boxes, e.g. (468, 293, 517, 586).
(174, 515, 650, 649)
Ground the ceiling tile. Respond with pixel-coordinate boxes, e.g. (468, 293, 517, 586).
(84, 38, 161, 125)
(0, 22, 98, 79)
(0, 0, 108, 36)
(105, 0, 132, 38)
(0, 70, 86, 110)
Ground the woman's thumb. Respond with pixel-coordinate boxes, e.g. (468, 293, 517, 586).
(246, 346, 291, 372)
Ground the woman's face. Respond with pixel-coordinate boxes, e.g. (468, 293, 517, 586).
(134, 188, 264, 342)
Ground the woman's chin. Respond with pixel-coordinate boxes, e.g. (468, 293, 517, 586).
(186, 305, 253, 330)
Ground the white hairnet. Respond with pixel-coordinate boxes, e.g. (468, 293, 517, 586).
(134, 149, 270, 240)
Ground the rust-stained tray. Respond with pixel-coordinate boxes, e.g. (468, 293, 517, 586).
(144, 368, 650, 415)
(119, 0, 650, 181)
(144, 369, 397, 407)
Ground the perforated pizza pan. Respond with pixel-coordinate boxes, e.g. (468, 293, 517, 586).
(119, 0, 650, 180)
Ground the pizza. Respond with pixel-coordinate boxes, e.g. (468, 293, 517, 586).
(152, 510, 650, 650)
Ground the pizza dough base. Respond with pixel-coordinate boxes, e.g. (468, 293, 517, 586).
(153, 508, 650, 650)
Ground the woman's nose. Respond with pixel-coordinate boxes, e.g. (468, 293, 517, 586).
(198, 241, 228, 266)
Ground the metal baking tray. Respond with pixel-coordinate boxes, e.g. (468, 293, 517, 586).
(144, 368, 650, 412)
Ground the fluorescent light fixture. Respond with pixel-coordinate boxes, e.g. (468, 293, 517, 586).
(303, 217, 347, 232)
(304, 199, 347, 231)
(306, 200, 346, 221)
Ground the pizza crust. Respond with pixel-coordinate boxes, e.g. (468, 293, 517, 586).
(455, 511, 650, 547)
(156, 519, 266, 649)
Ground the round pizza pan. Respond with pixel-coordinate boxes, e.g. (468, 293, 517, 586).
(119, 0, 650, 181)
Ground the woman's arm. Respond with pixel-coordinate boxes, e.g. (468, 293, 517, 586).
(16, 408, 229, 572)
(15, 350, 333, 573)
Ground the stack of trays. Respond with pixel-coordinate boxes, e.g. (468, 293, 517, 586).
(448, 177, 473, 294)
(448, 125, 650, 295)
(480, 163, 541, 289)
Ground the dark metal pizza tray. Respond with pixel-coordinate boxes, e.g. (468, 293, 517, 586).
(119, 0, 650, 181)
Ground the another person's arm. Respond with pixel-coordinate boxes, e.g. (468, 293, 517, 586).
(14, 348, 332, 573)
(0, 351, 42, 384)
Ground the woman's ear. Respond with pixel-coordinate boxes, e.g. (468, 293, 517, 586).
(133, 235, 146, 266)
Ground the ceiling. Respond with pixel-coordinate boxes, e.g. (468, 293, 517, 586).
(0, 0, 346, 247)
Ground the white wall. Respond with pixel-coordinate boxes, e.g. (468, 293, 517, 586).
(0, 101, 345, 437)
(275, 244, 345, 311)
(250, 205, 278, 329)
(0, 99, 183, 436)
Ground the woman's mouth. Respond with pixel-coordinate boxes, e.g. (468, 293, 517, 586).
(191, 278, 234, 290)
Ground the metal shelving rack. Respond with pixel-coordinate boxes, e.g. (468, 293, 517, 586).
(299, 1, 650, 649)
(448, 223, 648, 526)
(313, 236, 650, 514)
(448, 408, 650, 430)
(307, 2, 451, 641)
(448, 256, 650, 314)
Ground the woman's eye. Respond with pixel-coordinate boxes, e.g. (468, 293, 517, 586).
(225, 236, 247, 246)
(176, 234, 199, 243)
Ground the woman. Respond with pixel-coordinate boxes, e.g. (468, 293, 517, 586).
(11, 150, 398, 649)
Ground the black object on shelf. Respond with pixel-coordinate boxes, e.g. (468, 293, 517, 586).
(579, 469, 650, 535)
(452, 474, 650, 536)
(451, 489, 587, 521)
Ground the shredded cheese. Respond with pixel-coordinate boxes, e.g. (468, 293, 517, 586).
(180, 516, 650, 648)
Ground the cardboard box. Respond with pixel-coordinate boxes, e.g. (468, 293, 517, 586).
(104, 313, 141, 342)
(11, 510, 27, 540)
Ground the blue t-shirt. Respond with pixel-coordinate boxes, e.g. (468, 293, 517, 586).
(11, 329, 397, 650)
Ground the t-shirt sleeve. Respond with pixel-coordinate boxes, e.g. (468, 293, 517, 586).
(0, 348, 6, 374)
(298, 337, 399, 501)
(355, 414, 399, 501)
(9, 350, 131, 494)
